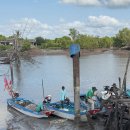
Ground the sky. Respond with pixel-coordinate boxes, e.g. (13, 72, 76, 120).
(0, 0, 130, 39)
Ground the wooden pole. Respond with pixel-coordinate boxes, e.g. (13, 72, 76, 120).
(122, 52, 130, 94)
(73, 53, 80, 122)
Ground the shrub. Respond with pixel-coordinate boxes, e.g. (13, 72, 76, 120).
(0, 45, 12, 51)
(21, 43, 31, 52)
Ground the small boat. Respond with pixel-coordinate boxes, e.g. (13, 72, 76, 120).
(45, 101, 87, 120)
(7, 98, 54, 118)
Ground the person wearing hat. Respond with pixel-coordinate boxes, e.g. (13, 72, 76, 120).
(86, 87, 98, 110)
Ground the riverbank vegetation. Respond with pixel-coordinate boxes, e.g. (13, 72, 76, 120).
(34, 27, 130, 50)
(0, 27, 130, 52)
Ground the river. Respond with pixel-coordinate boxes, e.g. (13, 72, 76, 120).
(0, 50, 130, 130)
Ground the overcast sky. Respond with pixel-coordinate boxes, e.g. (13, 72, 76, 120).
(0, 0, 130, 39)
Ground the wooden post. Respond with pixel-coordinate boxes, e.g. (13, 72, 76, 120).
(73, 53, 80, 122)
(69, 44, 80, 123)
(122, 52, 130, 94)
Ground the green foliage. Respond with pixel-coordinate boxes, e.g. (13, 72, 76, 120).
(76, 34, 113, 49)
(0, 35, 6, 41)
(76, 34, 97, 49)
(0, 45, 7, 51)
(0, 45, 12, 51)
(113, 28, 130, 47)
(35, 37, 48, 46)
(21, 41, 31, 52)
(40, 40, 55, 49)
(1, 27, 130, 50)
(39, 36, 72, 49)
(99, 37, 113, 48)
(69, 28, 79, 41)
(55, 36, 71, 49)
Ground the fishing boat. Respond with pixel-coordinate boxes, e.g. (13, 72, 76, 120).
(7, 97, 54, 118)
(45, 101, 87, 120)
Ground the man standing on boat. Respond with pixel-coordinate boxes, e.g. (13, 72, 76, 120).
(86, 87, 98, 110)
(60, 86, 67, 108)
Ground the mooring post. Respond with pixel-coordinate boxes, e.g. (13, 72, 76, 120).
(70, 44, 80, 122)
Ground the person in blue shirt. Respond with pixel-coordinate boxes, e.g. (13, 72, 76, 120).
(60, 86, 67, 108)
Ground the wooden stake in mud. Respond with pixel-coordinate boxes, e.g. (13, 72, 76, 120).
(70, 44, 80, 122)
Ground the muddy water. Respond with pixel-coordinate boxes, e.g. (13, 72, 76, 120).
(0, 51, 130, 130)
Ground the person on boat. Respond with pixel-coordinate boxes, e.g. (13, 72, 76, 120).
(110, 83, 119, 98)
(60, 86, 67, 108)
(86, 87, 98, 110)
(100, 85, 115, 111)
(36, 95, 52, 112)
(43, 95, 52, 104)
(101, 86, 111, 100)
(36, 102, 44, 112)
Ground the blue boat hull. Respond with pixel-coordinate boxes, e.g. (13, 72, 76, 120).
(45, 102, 87, 120)
(7, 98, 52, 118)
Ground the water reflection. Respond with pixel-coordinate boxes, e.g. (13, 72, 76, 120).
(14, 62, 22, 91)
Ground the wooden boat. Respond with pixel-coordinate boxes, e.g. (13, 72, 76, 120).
(45, 101, 87, 120)
(7, 98, 54, 118)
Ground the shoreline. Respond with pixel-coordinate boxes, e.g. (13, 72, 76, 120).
(23, 48, 130, 57)
(0, 48, 130, 58)
(23, 48, 110, 57)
